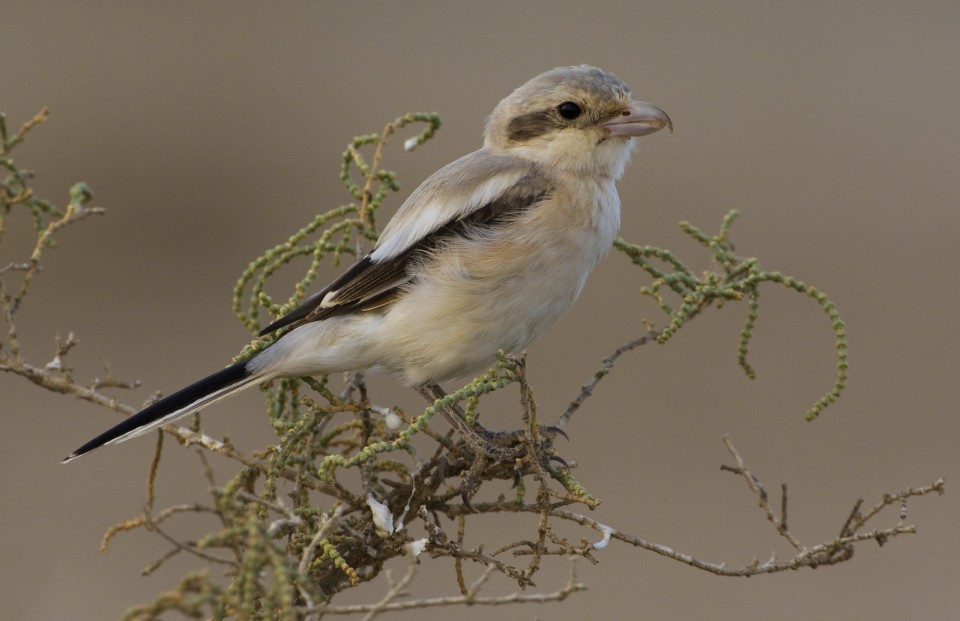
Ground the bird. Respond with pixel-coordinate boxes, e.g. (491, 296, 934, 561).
(63, 65, 671, 463)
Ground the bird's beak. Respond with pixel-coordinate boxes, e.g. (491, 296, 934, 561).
(600, 101, 673, 137)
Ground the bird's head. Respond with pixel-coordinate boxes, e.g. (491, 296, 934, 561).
(484, 65, 671, 179)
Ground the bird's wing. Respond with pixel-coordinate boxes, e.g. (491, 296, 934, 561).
(258, 151, 550, 336)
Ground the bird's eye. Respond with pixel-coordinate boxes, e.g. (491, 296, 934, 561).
(557, 101, 582, 120)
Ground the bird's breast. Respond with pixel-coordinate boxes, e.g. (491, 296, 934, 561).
(372, 177, 621, 385)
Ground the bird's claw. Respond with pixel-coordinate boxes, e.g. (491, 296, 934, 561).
(540, 425, 569, 442)
(547, 453, 570, 470)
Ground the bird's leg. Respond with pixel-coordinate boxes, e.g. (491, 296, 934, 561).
(416, 383, 567, 504)
(418, 383, 567, 447)
(416, 383, 524, 462)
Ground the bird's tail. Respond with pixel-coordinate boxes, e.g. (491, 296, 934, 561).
(63, 361, 267, 463)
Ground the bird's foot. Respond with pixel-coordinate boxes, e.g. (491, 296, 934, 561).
(417, 383, 570, 507)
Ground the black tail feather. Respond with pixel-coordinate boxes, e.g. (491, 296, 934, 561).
(63, 362, 252, 463)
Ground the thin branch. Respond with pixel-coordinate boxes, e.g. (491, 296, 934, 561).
(313, 557, 585, 616)
(720, 435, 805, 552)
(558, 330, 661, 427)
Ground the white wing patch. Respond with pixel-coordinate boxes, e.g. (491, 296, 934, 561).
(320, 289, 338, 307)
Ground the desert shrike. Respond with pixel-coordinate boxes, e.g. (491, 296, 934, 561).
(64, 65, 671, 463)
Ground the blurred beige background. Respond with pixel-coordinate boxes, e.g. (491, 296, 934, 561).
(2, 2, 958, 619)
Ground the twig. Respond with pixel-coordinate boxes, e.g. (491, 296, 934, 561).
(311, 557, 585, 616)
(720, 435, 805, 552)
(558, 330, 660, 427)
(301, 505, 346, 618)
